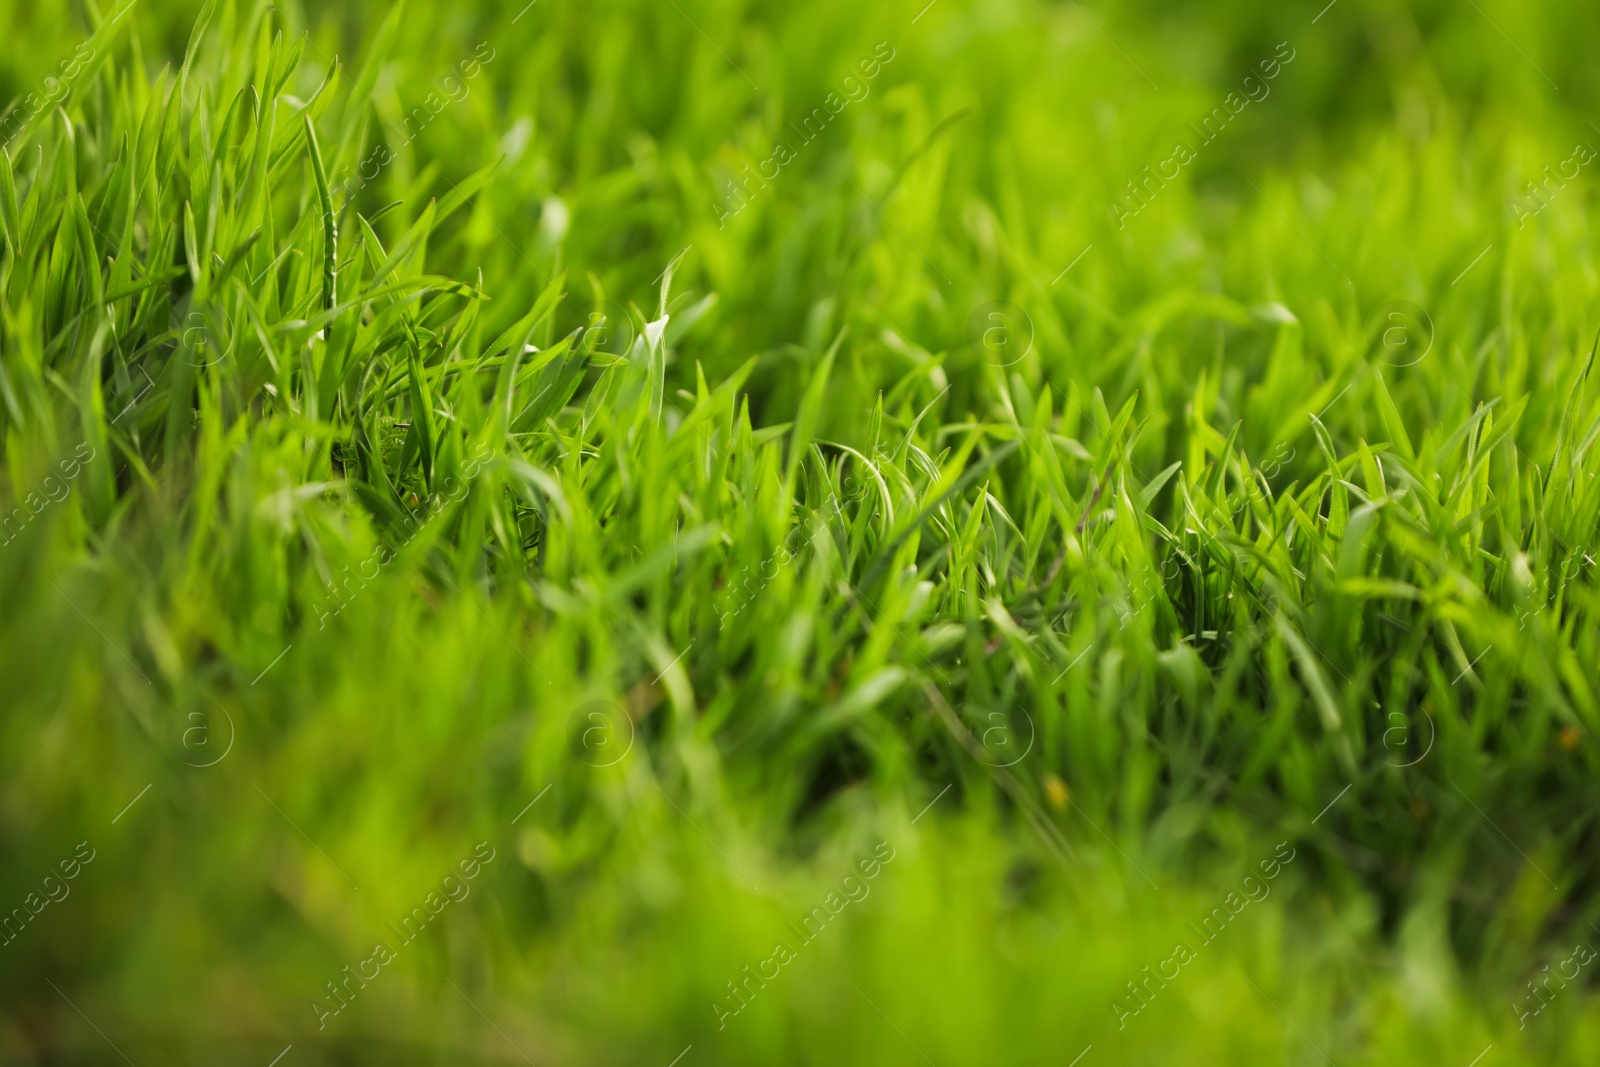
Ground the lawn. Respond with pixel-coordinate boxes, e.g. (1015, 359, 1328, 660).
(1, 0, 1599, 1063)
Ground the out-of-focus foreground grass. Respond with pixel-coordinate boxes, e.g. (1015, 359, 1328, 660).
(2, 0, 1600, 1062)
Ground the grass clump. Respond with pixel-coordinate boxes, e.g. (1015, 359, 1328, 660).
(2, 0, 1600, 1062)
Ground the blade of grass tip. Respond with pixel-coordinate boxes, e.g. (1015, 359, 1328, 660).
(1544, 324, 1600, 499)
(264, 28, 308, 102)
(79, 321, 114, 519)
(303, 115, 336, 315)
(784, 327, 844, 501)
(1138, 460, 1183, 510)
(133, 65, 168, 184)
(160, 63, 185, 184)
(183, 0, 217, 80)
(632, 249, 689, 432)
(890, 385, 950, 466)
(1095, 390, 1140, 481)
(879, 107, 972, 206)
(1206, 421, 1241, 501)
(405, 322, 438, 490)
(655, 246, 692, 320)
(435, 156, 504, 229)
(1369, 372, 1416, 465)
(0, 146, 18, 256)
(367, 200, 436, 288)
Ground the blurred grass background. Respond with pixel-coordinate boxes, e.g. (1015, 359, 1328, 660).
(2, 0, 1600, 1062)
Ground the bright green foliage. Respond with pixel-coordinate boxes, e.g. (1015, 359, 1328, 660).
(2, 0, 1599, 1062)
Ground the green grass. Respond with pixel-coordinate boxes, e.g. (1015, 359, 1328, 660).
(3, 0, 1600, 1062)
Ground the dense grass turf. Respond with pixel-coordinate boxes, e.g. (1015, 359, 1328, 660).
(3, 0, 1600, 1062)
